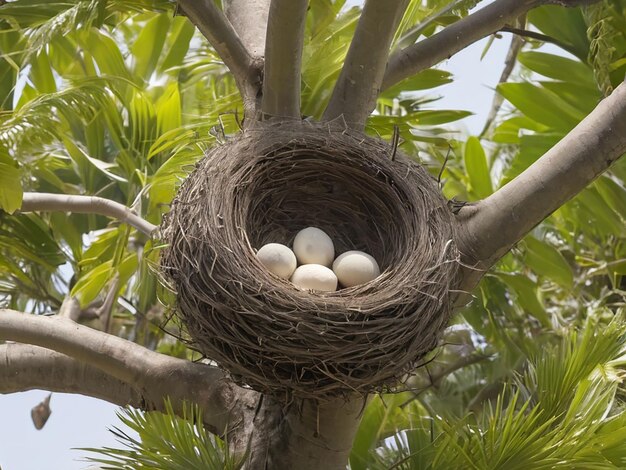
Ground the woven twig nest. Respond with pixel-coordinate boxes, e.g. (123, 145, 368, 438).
(160, 121, 459, 399)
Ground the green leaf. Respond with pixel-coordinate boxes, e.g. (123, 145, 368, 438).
(129, 90, 157, 158)
(464, 136, 492, 199)
(159, 16, 195, 73)
(29, 49, 57, 94)
(155, 82, 181, 136)
(497, 82, 585, 131)
(350, 393, 414, 470)
(77, 28, 133, 82)
(0, 161, 23, 214)
(540, 81, 600, 115)
(379, 68, 453, 99)
(576, 187, 625, 237)
(411, 109, 472, 126)
(517, 51, 595, 86)
(497, 272, 550, 328)
(83, 400, 241, 470)
(595, 176, 626, 221)
(524, 236, 573, 289)
(500, 133, 562, 185)
(130, 13, 170, 81)
(72, 253, 137, 305)
(528, 5, 590, 61)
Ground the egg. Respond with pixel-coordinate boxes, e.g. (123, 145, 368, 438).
(256, 243, 297, 279)
(291, 264, 338, 292)
(332, 250, 380, 287)
(293, 227, 335, 267)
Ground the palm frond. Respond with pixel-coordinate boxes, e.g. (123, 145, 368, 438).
(380, 310, 626, 470)
(0, 0, 173, 58)
(0, 77, 128, 152)
(82, 399, 243, 470)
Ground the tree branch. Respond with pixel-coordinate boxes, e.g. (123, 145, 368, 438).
(176, 0, 262, 117)
(0, 310, 258, 436)
(457, 79, 626, 275)
(261, 0, 308, 119)
(382, 0, 543, 91)
(19, 193, 157, 236)
(383, 0, 603, 90)
(0, 343, 144, 407)
(323, 0, 409, 129)
(222, 0, 271, 58)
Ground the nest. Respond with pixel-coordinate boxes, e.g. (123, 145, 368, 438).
(160, 121, 460, 399)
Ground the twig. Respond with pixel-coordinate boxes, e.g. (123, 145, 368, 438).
(499, 25, 574, 54)
(480, 17, 526, 137)
(401, 353, 490, 407)
(20, 192, 157, 235)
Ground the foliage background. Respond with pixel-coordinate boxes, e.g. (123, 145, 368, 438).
(1, 0, 625, 468)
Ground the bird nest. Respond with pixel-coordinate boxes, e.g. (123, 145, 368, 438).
(160, 121, 460, 399)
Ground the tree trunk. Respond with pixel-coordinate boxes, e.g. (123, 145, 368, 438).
(241, 396, 364, 470)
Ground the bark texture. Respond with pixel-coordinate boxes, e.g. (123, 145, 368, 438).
(323, 0, 409, 128)
(0, 310, 257, 436)
(20, 193, 156, 235)
(382, 0, 542, 90)
(243, 396, 365, 470)
(458, 79, 626, 271)
(261, 0, 308, 118)
(223, 0, 271, 58)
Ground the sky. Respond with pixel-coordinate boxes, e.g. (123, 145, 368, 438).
(0, 4, 514, 470)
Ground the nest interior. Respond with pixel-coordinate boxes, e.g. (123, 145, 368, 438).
(160, 121, 459, 399)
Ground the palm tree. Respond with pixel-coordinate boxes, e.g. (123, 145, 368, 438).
(1, 0, 626, 468)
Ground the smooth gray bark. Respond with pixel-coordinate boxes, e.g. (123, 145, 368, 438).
(261, 0, 308, 118)
(222, 0, 271, 58)
(382, 0, 601, 91)
(0, 310, 257, 436)
(1, 343, 145, 406)
(382, 0, 542, 91)
(20, 193, 156, 235)
(323, 0, 409, 129)
(456, 79, 626, 290)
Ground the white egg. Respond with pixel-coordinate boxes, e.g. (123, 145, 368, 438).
(332, 250, 381, 287)
(291, 264, 338, 292)
(293, 227, 335, 267)
(256, 243, 297, 279)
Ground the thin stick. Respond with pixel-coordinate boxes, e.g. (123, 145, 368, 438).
(20, 193, 157, 235)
